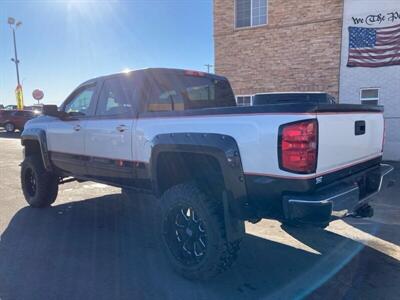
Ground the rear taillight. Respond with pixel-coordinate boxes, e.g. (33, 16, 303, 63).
(279, 119, 318, 174)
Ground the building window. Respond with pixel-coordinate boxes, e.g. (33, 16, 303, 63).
(360, 88, 379, 105)
(236, 95, 252, 106)
(235, 0, 268, 28)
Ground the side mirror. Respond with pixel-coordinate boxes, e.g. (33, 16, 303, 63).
(42, 105, 60, 117)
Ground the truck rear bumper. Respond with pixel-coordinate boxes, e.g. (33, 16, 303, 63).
(282, 164, 393, 225)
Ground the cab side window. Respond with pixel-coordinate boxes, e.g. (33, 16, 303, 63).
(64, 85, 96, 116)
(96, 77, 133, 117)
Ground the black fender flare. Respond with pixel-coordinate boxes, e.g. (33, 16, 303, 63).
(150, 132, 248, 241)
(21, 128, 52, 171)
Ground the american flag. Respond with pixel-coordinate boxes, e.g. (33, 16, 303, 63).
(347, 23, 400, 68)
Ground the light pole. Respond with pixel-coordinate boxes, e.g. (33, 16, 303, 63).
(8, 17, 23, 110)
(8, 17, 22, 86)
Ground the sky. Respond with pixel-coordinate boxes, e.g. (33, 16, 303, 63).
(0, 0, 214, 106)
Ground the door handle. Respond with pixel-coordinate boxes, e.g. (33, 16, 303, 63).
(355, 120, 366, 136)
(73, 124, 81, 132)
(116, 125, 127, 132)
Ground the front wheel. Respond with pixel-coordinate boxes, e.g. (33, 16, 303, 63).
(4, 122, 15, 133)
(159, 183, 241, 280)
(21, 156, 59, 208)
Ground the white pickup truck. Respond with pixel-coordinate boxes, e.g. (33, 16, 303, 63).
(20, 68, 392, 280)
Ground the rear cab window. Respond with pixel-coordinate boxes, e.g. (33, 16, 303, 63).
(141, 70, 236, 112)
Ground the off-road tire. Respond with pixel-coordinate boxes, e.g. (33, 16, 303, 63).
(159, 183, 241, 280)
(4, 122, 15, 133)
(21, 155, 59, 208)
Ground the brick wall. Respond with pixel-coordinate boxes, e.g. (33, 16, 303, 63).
(214, 0, 344, 99)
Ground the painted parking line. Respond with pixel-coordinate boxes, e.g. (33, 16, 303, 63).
(246, 220, 321, 255)
(327, 220, 400, 261)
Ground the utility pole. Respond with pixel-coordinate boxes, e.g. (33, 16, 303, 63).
(204, 64, 213, 73)
(7, 17, 23, 110)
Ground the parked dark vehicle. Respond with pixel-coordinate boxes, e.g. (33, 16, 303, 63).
(0, 110, 38, 132)
(4, 105, 18, 110)
(253, 92, 336, 105)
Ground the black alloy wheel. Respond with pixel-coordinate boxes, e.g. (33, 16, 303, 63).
(163, 205, 208, 266)
(24, 167, 37, 197)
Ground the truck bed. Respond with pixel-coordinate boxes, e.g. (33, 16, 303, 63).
(138, 103, 384, 177)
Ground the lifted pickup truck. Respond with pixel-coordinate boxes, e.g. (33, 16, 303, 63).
(20, 68, 392, 280)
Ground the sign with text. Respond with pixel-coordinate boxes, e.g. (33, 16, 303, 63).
(352, 10, 400, 26)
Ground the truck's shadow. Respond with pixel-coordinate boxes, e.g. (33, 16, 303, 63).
(0, 193, 398, 300)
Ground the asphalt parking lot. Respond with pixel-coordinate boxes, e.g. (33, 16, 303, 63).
(0, 131, 399, 300)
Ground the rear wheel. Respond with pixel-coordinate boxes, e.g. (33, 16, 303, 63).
(4, 122, 15, 133)
(21, 155, 59, 208)
(159, 183, 241, 280)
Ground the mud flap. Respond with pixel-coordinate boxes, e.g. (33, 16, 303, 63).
(222, 190, 245, 241)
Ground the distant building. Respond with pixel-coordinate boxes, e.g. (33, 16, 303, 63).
(214, 0, 399, 160)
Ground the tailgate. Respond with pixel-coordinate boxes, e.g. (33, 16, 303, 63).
(317, 111, 384, 174)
